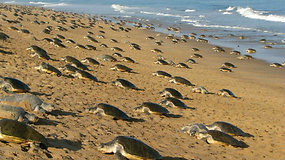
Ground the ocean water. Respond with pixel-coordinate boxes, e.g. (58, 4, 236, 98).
(3, 0, 285, 63)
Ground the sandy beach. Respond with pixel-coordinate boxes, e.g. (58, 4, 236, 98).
(0, 4, 284, 160)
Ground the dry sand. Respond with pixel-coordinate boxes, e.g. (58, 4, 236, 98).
(0, 4, 284, 160)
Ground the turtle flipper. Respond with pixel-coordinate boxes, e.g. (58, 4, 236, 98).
(115, 152, 129, 160)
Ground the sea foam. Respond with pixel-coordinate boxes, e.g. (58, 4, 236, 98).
(29, 1, 68, 7)
(111, 4, 138, 14)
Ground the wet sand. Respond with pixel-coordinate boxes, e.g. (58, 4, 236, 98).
(0, 4, 284, 160)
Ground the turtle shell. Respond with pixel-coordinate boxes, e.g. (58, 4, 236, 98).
(160, 88, 183, 99)
(141, 102, 169, 114)
(97, 103, 130, 120)
(163, 97, 187, 109)
(209, 121, 253, 137)
(0, 119, 47, 144)
(3, 77, 30, 93)
(113, 79, 136, 89)
(115, 136, 162, 159)
(0, 104, 26, 120)
(207, 130, 248, 148)
(170, 76, 194, 86)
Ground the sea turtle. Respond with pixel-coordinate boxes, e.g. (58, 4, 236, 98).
(217, 89, 238, 98)
(98, 136, 162, 160)
(35, 62, 62, 76)
(229, 50, 241, 55)
(112, 52, 123, 58)
(192, 48, 199, 52)
(110, 39, 118, 43)
(111, 79, 138, 90)
(219, 67, 232, 72)
(0, 119, 47, 146)
(85, 103, 130, 120)
(58, 64, 80, 74)
(75, 44, 87, 49)
(152, 71, 172, 78)
(134, 102, 169, 115)
(222, 62, 236, 68)
(146, 36, 155, 40)
(81, 57, 101, 66)
(61, 56, 89, 70)
(100, 43, 108, 48)
(85, 45, 97, 50)
(259, 39, 266, 43)
(111, 47, 124, 52)
(154, 59, 169, 65)
(160, 97, 190, 109)
(176, 63, 191, 69)
(0, 104, 38, 123)
(0, 77, 30, 93)
(155, 41, 162, 46)
(66, 39, 76, 44)
(96, 54, 117, 62)
(246, 48, 256, 53)
(205, 121, 253, 137)
(110, 64, 133, 73)
(159, 88, 183, 99)
(237, 55, 253, 60)
(192, 86, 210, 94)
(196, 130, 249, 148)
(0, 94, 54, 113)
(186, 58, 197, 64)
(264, 45, 272, 49)
(169, 76, 194, 86)
(151, 48, 163, 53)
(191, 53, 203, 58)
(121, 57, 135, 63)
(180, 123, 209, 136)
(0, 32, 10, 41)
(71, 70, 98, 81)
(26, 45, 50, 60)
(270, 63, 282, 68)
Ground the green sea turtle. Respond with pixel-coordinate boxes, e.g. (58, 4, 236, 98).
(61, 56, 90, 70)
(213, 46, 225, 53)
(134, 102, 169, 115)
(98, 136, 162, 160)
(75, 44, 87, 49)
(219, 67, 232, 72)
(196, 130, 249, 148)
(191, 53, 203, 58)
(270, 63, 282, 68)
(81, 57, 101, 66)
(160, 97, 191, 109)
(35, 62, 62, 76)
(186, 58, 197, 64)
(217, 89, 238, 98)
(0, 119, 47, 146)
(96, 54, 117, 62)
(85, 103, 130, 120)
(110, 64, 133, 73)
(0, 104, 38, 123)
(58, 64, 80, 74)
(205, 121, 253, 137)
(66, 39, 76, 44)
(100, 43, 108, 48)
(121, 57, 135, 63)
(222, 62, 236, 68)
(26, 45, 51, 60)
(154, 59, 169, 65)
(246, 48, 256, 53)
(112, 52, 123, 58)
(151, 48, 163, 53)
(229, 50, 241, 55)
(237, 55, 253, 60)
(111, 79, 139, 90)
(159, 88, 183, 99)
(71, 70, 98, 81)
(85, 45, 97, 50)
(146, 36, 155, 40)
(176, 63, 191, 69)
(0, 94, 54, 113)
(192, 86, 210, 94)
(111, 47, 124, 52)
(152, 71, 172, 78)
(0, 77, 30, 93)
(169, 76, 194, 86)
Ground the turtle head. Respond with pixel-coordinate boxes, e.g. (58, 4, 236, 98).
(180, 123, 208, 136)
(25, 113, 39, 123)
(40, 102, 55, 112)
(97, 141, 116, 153)
(133, 105, 143, 112)
(85, 107, 98, 114)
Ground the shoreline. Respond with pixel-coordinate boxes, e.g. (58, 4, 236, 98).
(0, 3, 284, 160)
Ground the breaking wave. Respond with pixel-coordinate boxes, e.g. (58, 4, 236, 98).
(111, 4, 139, 14)
(29, 1, 68, 7)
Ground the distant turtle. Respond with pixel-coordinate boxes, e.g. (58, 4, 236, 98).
(66, 39, 76, 44)
(121, 57, 135, 63)
(100, 43, 108, 48)
(169, 76, 194, 86)
(264, 45, 272, 49)
(237, 55, 253, 60)
(0, 119, 47, 146)
(270, 63, 282, 68)
(19, 29, 30, 34)
(112, 52, 123, 57)
(186, 58, 197, 64)
(81, 57, 100, 66)
(134, 102, 169, 115)
(85, 103, 130, 120)
(71, 70, 98, 81)
(110, 64, 133, 73)
(159, 88, 183, 99)
(96, 54, 117, 62)
(0, 77, 30, 93)
(75, 44, 87, 49)
(192, 48, 199, 52)
(61, 56, 89, 70)
(217, 89, 238, 98)
(146, 36, 155, 40)
(35, 62, 62, 76)
(196, 130, 249, 148)
(176, 63, 191, 69)
(112, 79, 139, 90)
(85, 45, 97, 50)
(230, 50, 241, 55)
(191, 53, 203, 58)
(26, 45, 50, 60)
(0, 32, 10, 41)
(0, 94, 54, 113)
(160, 97, 190, 109)
(154, 59, 169, 65)
(98, 136, 162, 160)
(152, 71, 172, 78)
(58, 64, 80, 74)
(222, 62, 236, 68)
(259, 39, 266, 43)
(219, 67, 232, 72)
(192, 86, 210, 94)
(0, 104, 38, 123)
(246, 48, 256, 53)
(206, 121, 253, 137)
(151, 48, 163, 53)
(111, 47, 124, 52)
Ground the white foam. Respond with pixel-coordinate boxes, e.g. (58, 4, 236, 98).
(225, 6, 236, 11)
(140, 11, 189, 19)
(185, 9, 196, 13)
(222, 12, 232, 15)
(4, 1, 16, 4)
(111, 4, 138, 14)
(236, 7, 285, 23)
(29, 1, 68, 7)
